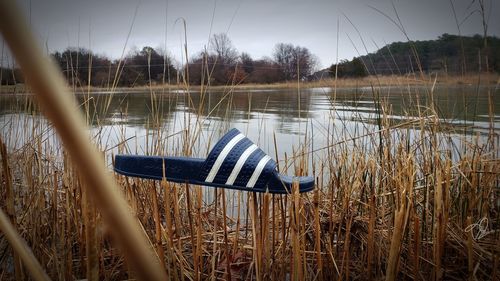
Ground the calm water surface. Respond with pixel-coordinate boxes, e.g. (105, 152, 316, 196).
(1, 85, 498, 159)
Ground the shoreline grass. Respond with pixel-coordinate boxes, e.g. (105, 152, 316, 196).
(1, 72, 499, 94)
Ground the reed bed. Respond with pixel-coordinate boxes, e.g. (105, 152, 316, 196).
(0, 78, 499, 281)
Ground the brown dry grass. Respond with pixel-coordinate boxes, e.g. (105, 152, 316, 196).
(2, 72, 499, 94)
(1, 83, 499, 280)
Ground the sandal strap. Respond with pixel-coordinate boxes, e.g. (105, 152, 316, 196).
(201, 129, 277, 189)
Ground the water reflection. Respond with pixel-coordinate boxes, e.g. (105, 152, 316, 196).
(1, 85, 498, 139)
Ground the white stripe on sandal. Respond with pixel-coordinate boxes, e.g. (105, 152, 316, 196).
(225, 144, 258, 185)
(246, 155, 271, 188)
(205, 133, 245, 183)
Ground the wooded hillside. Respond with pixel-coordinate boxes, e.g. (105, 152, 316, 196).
(326, 33, 499, 78)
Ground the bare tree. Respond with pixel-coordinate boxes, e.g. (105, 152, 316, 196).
(240, 52, 254, 74)
(209, 33, 238, 65)
(273, 43, 317, 81)
(273, 43, 295, 80)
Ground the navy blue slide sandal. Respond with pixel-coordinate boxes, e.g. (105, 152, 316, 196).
(114, 128, 314, 194)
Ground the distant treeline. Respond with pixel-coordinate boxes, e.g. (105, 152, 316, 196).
(325, 33, 500, 79)
(0, 33, 318, 87)
(1, 33, 498, 87)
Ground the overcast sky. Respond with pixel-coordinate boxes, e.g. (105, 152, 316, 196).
(2, 0, 499, 69)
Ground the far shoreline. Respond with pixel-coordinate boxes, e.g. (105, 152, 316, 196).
(1, 73, 498, 95)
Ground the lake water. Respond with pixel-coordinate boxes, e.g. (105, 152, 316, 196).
(1, 85, 498, 162)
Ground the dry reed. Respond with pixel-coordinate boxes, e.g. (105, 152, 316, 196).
(2, 95, 498, 279)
